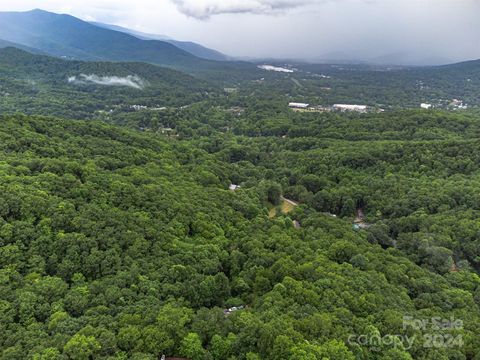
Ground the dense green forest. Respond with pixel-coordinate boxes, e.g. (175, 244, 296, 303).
(0, 48, 218, 119)
(1, 111, 480, 359)
(1, 41, 480, 359)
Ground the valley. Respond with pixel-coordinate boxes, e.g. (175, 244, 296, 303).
(0, 7, 479, 360)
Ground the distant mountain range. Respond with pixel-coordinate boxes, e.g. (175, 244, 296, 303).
(90, 22, 229, 62)
(0, 9, 249, 76)
(0, 10, 182, 63)
(0, 9, 260, 85)
(1, 7, 473, 83)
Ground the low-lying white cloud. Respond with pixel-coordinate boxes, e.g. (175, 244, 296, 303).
(258, 64, 294, 73)
(171, 0, 314, 19)
(67, 74, 146, 89)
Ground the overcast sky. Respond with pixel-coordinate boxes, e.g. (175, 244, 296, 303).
(0, 0, 479, 64)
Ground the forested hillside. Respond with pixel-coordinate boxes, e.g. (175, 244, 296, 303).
(193, 109, 480, 272)
(0, 48, 217, 119)
(1, 114, 479, 359)
(0, 39, 44, 54)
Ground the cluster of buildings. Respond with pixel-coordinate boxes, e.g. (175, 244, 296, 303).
(288, 98, 470, 114)
(288, 103, 329, 113)
(288, 102, 369, 113)
(450, 99, 468, 110)
(332, 104, 368, 113)
(224, 87, 238, 93)
(130, 105, 167, 111)
(420, 99, 468, 111)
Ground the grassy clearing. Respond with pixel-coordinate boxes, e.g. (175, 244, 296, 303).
(268, 207, 277, 218)
(268, 200, 296, 219)
(281, 200, 296, 214)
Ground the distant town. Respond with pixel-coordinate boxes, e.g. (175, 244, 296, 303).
(289, 99, 468, 113)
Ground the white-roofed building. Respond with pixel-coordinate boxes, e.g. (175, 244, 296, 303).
(289, 102, 310, 109)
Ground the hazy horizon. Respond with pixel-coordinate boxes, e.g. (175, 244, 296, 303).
(0, 0, 478, 65)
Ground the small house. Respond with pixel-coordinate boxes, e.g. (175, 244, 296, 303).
(229, 184, 240, 191)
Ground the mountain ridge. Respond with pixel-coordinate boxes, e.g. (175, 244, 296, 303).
(0, 9, 210, 67)
(90, 21, 229, 62)
(0, 37, 45, 54)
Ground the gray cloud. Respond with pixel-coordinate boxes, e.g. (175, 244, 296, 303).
(171, 0, 315, 19)
(1, 0, 479, 65)
(68, 74, 146, 89)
